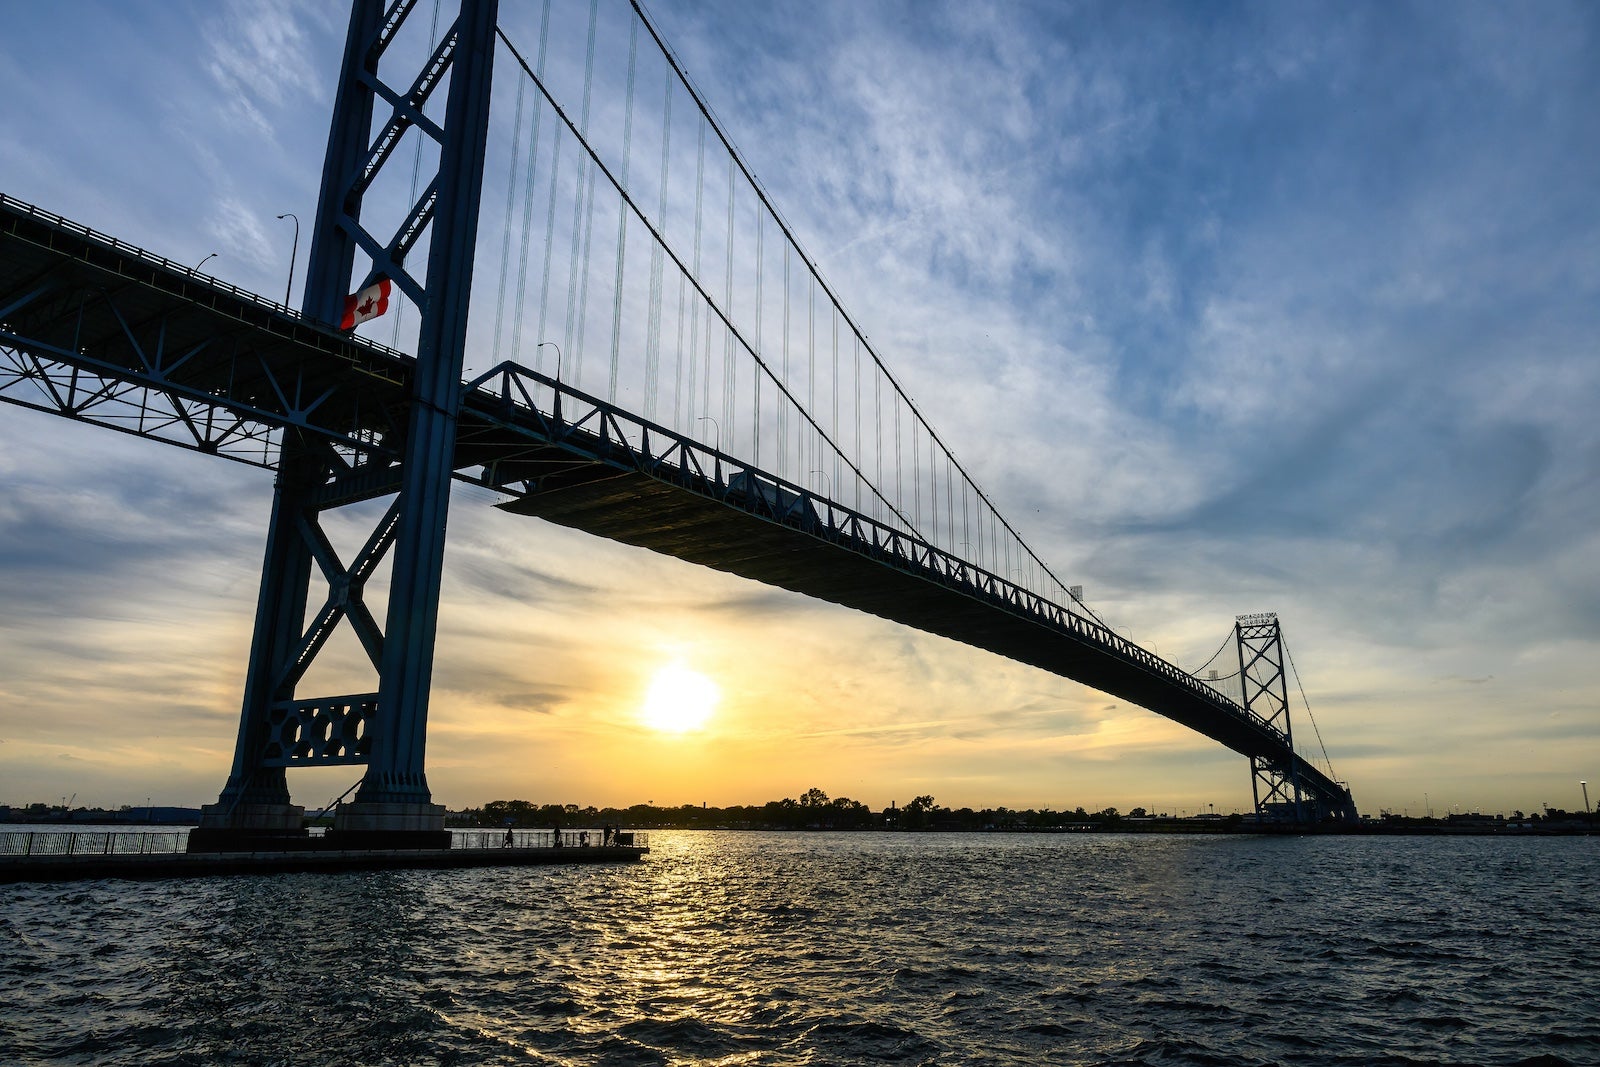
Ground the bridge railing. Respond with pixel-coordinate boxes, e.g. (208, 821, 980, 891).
(0, 830, 187, 857)
(0, 193, 412, 364)
(450, 829, 647, 850)
(465, 364, 1285, 748)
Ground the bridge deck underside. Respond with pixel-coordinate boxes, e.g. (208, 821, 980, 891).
(502, 470, 1271, 758)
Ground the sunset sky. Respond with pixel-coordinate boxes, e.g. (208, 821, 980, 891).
(2, 0, 1597, 819)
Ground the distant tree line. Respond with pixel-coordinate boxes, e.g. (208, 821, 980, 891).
(448, 789, 1190, 831)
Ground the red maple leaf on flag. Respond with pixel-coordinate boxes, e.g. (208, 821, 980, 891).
(340, 277, 391, 330)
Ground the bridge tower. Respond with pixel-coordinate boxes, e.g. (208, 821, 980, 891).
(193, 0, 498, 849)
(1234, 613, 1308, 823)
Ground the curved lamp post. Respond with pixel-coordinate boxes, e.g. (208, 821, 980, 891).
(537, 341, 563, 419)
(275, 213, 299, 308)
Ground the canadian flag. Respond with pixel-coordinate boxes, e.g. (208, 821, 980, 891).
(340, 277, 391, 330)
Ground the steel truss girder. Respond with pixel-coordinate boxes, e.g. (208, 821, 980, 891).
(0, 195, 413, 471)
(1, 345, 279, 465)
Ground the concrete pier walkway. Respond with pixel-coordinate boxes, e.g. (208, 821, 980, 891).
(1, 843, 648, 883)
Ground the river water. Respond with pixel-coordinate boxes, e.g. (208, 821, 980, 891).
(1, 831, 1595, 1065)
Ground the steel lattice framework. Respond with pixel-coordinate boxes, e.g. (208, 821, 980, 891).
(1236, 614, 1317, 822)
(198, 0, 502, 848)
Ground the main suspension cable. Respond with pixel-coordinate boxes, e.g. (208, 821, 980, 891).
(1283, 632, 1337, 781)
(626, 0, 1082, 608)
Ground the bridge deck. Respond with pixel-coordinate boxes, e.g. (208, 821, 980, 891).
(1, 195, 411, 462)
(501, 471, 1275, 758)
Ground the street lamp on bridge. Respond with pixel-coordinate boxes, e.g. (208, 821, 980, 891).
(699, 417, 722, 481)
(536, 340, 563, 381)
(274, 213, 299, 308)
(537, 341, 563, 419)
(697, 416, 721, 451)
(809, 468, 831, 500)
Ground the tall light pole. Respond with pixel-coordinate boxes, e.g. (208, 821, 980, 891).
(698, 416, 722, 481)
(698, 415, 721, 451)
(196, 252, 218, 273)
(275, 213, 299, 307)
(537, 341, 563, 420)
(537, 340, 562, 381)
(1583, 781, 1591, 815)
(809, 469, 831, 499)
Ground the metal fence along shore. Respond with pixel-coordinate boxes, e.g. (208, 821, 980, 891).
(1, 831, 188, 857)
(0, 828, 646, 858)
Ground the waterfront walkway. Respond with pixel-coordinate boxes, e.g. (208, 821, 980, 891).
(0, 829, 648, 883)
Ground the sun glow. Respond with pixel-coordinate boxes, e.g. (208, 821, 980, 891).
(641, 662, 720, 733)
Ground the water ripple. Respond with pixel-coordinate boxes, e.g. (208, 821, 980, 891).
(2, 833, 1597, 1065)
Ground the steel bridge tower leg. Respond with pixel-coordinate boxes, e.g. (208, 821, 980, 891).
(1235, 614, 1308, 825)
(194, 0, 498, 850)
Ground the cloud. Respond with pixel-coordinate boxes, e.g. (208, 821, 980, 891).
(4, 0, 1599, 815)
(202, 0, 323, 138)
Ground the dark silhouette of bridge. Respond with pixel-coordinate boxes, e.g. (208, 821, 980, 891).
(0, 0, 1356, 845)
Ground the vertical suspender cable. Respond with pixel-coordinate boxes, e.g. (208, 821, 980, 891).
(874, 363, 883, 522)
(645, 64, 671, 421)
(498, 26, 926, 538)
(912, 415, 921, 532)
(701, 287, 713, 433)
(807, 274, 815, 480)
(608, 16, 640, 403)
(627, 0, 1078, 598)
(563, 0, 601, 384)
(753, 209, 763, 465)
(854, 334, 861, 510)
(894, 391, 902, 515)
(831, 305, 839, 501)
(722, 156, 736, 447)
(536, 128, 563, 375)
(490, 77, 525, 367)
(962, 477, 970, 564)
(780, 242, 790, 471)
(832, 302, 844, 499)
(686, 118, 704, 429)
(673, 271, 686, 427)
(946, 451, 955, 555)
(511, 0, 552, 368)
(573, 155, 600, 387)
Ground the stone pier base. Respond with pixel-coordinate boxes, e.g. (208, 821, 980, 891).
(326, 801, 450, 850)
(187, 802, 309, 852)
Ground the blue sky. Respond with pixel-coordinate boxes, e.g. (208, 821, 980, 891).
(1, 0, 1597, 817)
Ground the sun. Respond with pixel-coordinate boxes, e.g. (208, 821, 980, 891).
(640, 662, 720, 733)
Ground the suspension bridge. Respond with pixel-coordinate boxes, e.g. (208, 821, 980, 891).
(0, 0, 1356, 848)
